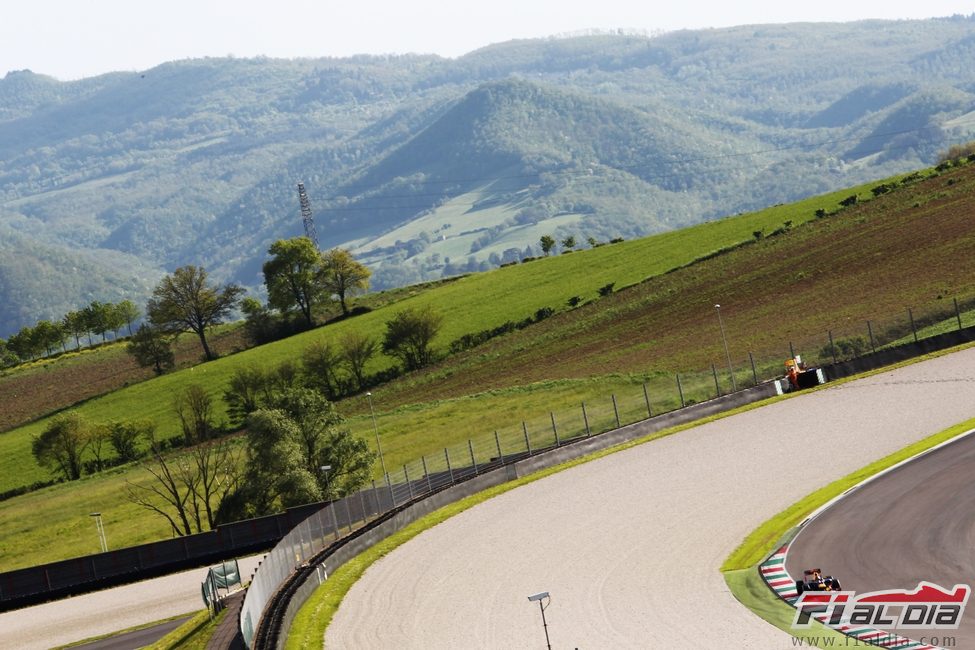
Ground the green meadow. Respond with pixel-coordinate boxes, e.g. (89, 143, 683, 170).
(3, 163, 974, 570)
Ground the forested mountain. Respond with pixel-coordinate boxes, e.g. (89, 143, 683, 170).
(2, 16, 975, 336)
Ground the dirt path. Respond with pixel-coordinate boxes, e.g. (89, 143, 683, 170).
(327, 347, 975, 648)
(0, 555, 263, 650)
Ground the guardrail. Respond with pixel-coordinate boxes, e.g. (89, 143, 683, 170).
(242, 381, 781, 648)
(242, 323, 975, 649)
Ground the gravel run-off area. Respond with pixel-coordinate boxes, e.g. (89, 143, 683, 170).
(326, 347, 975, 649)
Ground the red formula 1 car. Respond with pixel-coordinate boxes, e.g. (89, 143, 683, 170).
(795, 568, 842, 595)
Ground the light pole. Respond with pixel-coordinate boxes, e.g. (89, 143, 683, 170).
(527, 591, 552, 650)
(366, 391, 389, 476)
(320, 465, 340, 535)
(90, 512, 108, 553)
(714, 304, 737, 392)
(320, 464, 333, 499)
(367, 392, 393, 502)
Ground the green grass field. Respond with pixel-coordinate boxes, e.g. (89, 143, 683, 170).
(2, 162, 975, 570)
(0, 367, 736, 570)
(0, 177, 886, 494)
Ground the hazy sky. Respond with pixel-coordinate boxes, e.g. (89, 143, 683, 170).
(2, 1, 973, 80)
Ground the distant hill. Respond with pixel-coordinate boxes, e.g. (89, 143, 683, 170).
(2, 17, 975, 336)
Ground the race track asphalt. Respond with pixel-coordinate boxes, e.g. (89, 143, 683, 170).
(326, 347, 975, 649)
(787, 429, 975, 648)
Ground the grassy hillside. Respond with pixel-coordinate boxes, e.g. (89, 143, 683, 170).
(0, 176, 898, 494)
(0, 278, 459, 434)
(2, 160, 975, 569)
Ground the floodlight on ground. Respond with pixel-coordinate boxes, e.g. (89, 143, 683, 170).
(714, 303, 737, 392)
(526, 591, 552, 649)
(366, 391, 393, 501)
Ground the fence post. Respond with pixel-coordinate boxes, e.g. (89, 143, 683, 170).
(711, 363, 720, 397)
(422, 455, 433, 493)
(908, 308, 918, 343)
(317, 508, 330, 546)
(523, 421, 533, 454)
(582, 402, 591, 436)
(328, 501, 340, 539)
(385, 473, 395, 508)
(676, 373, 685, 408)
(749, 351, 758, 386)
(358, 489, 368, 523)
(318, 506, 336, 548)
(343, 497, 354, 533)
(445, 448, 454, 484)
(550, 412, 561, 446)
(828, 330, 837, 365)
(955, 298, 963, 331)
(789, 341, 796, 360)
(643, 382, 652, 418)
(612, 394, 621, 428)
(469, 440, 479, 474)
(494, 430, 503, 462)
(371, 479, 381, 514)
(867, 320, 876, 353)
(404, 464, 414, 500)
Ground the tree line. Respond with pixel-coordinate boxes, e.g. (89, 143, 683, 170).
(127, 237, 374, 372)
(0, 300, 140, 367)
(30, 379, 375, 536)
(31, 298, 447, 535)
(26, 236, 449, 535)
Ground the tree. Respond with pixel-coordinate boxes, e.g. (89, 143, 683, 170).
(269, 387, 344, 474)
(32, 320, 65, 356)
(113, 300, 140, 337)
(228, 409, 322, 517)
(301, 339, 342, 399)
(320, 248, 371, 316)
(8, 326, 38, 361)
(106, 419, 153, 462)
(174, 384, 218, 445)
(87, 423, 110, 472)
(127, 425, 240, 536)
(0, 339, 16, 368)
(219, 388, 373, 519)
(32, 412, 90, 480)
(540, 235, 556, 255)
(339, 331, 377, 390)
(147, 265, 244, 361)
(263, 237, 324, 327)
(561, 235, 576, 251)
(63, 310, 89, 349)
(382, 306, 444, 371)
(127, 323, 175, 374)
(83, 301, 112, 343)
(224, 364, 269, 427)
(241, 297, 277, 345)
(264, 360, 301, 403)
(319, 426, 374, 499)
